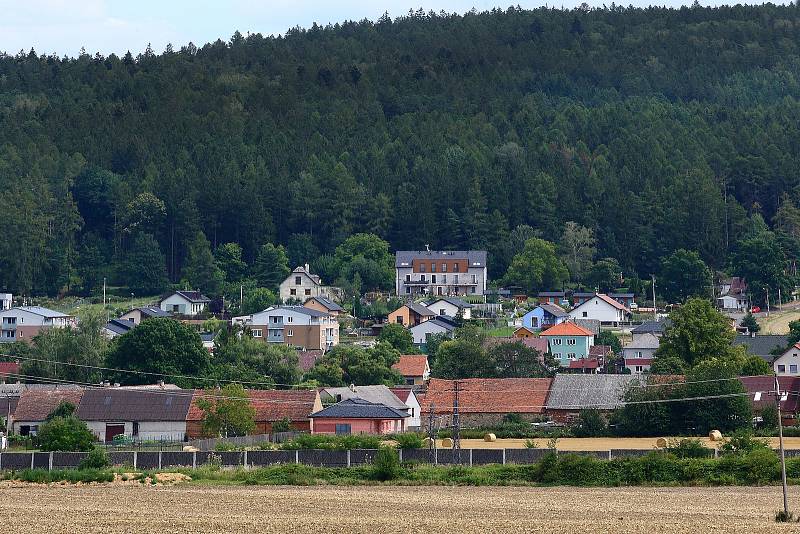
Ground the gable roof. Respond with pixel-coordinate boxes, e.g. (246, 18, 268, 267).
(76, 388, 192, 421)
(134, 306, 171, 318)
(410, 318, 456, 333)
(104, 319, 135, 335)
(538, 291, 566, 297)
(733, 334, 789, 361)
(407, 302, 436, 317)
(428, 297, 472, 309)
(568, 358, 600, 370)
(624, 332, 661, 350)
(259, 305, 330, 318)
(596, 293, 630, 312)
(321, 385, 407, 410)
(310, 398, 409, 419)
(538, 303, 568, 317)
(0, 361, 20, 378)
(392, 355, 429, 377)
(421, 378, 552, 415)
(187, 389, 319, 422)
(14, 388, 85, 422)
(540, 321, 594, 337)
(290, 265, 322, 285)
(164, 291, 210, 304)
(589, 345, 612, 357)
(631, 320, 671, 335)
(545, 374, 639, 410)
(514, 325, 537, 336)
(395, 250, 487, 268)
(389, 387, 417, 404)
(11, 306, 69, 318)
(306, 296, 344, 312)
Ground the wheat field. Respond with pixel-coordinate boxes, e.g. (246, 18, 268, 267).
(2, 484, 799, 533)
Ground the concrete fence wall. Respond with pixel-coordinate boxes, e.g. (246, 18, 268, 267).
(0, 448, 735, 470)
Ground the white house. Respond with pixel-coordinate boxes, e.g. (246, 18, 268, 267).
(249, 305, 339, 351)
(279, 264, 337, 302)
(0, 306, 75, 343)
(409, 317, 456, 346)
(622, 332, 660, 375)
(0, 293, 12, 311)
(717, 294, 749, 312)
(568, 294, 630, 325)
(76, 388, 192, 442)
(425, 297, 472, 320)
(159, 291, 210, 316)
(390, 387, 422, 429)
(774, 343, 800, 376)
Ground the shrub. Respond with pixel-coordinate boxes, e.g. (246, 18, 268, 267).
(524, 439, 539, 449)
(214, 441, 239, 452)
(280, 433, 381, 450)
(372, 447, 401, 481)
(761, 405, 779, 429)
(392, 433, 424, 449)
(572, 409, 608, 438)
(271, 417, 292, 433)
(37, 416, 96, 452)
(78, 447, 110, 469)
(667, 438, 713, 459)
(720, 429, 771, 454)
(503, 413, 524, 424)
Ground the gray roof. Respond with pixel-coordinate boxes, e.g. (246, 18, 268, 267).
(631, 320, 672, 335)
(546, 374, 640, 410)
(624, 332, 660, 350)
(322, 385, 407, 410)
(269, 306, 330, 318)
(76, 388, 193, 421)
(733, 334, 789, 361)
(170, 291, 210, 303)
(539, 303, 568, 317)
(610, 293, 635, 298)
(573, 319, 601, 335)
(310, 398, 409, 419)
(308, 296, 344, 312)
(407, 302, 436, 317)
(418, 318, 457, 332)
(13, 306, 70, 318)
(538, 291, 566, 297)
(104, 319, 135, 335)
(136, 306, 171, 318)
(428, 297, 473, 309)
(395, 250, 487, 268)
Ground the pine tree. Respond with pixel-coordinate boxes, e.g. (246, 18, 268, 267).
(121, 233, 168, 295)
(182, 231, 224, 295)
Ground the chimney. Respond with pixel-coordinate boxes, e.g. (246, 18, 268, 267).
(158, 380, 165, 388)
(304, 263, 310, 273)
(349, 383, 356, 393)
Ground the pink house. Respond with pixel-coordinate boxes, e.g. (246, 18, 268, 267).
(309, 398, 409, 435)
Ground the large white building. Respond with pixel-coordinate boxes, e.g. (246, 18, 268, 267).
(0, 306, 75, 343)
(248, 306, 339, 351)
(395, 250, 488, 297)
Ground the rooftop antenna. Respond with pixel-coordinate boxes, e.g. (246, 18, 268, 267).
(425, 244, 430, 252)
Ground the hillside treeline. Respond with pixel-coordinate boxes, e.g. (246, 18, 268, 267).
(2, 4, 800, 298)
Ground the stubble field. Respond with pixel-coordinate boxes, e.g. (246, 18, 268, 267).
(2, 484, 799, 533)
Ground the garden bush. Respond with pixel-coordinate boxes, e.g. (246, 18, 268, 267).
(392, 432, 425, 449)
(667, 438, 714, 459)
(280, 434, 381, 450)
(37, 416, 96, 452)
(371, 447, 401, 481)
(78, 447, 110, 469)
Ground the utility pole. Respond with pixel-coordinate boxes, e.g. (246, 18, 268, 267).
(775, 375, 790, 518)
(452, 380, 461, 463)
(651, 274, 657, 321)
(779, 287, 783, 311)
(766, 287, 771, 317)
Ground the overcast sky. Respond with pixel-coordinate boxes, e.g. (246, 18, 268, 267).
(0, 0, 786, 57)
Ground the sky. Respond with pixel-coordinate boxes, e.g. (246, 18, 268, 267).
(0, 0, 786, 57)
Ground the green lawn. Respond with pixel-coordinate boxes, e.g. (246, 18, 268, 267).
(485, 326, 515, 337)
(32, 294, 161, 318)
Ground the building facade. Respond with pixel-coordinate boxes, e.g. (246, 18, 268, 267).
(249, 306, 339, 351)
(0, 306, 75, 343)
(541, 322, 595, 367)
(159, 291, 210, 316)
(279, 265, 336, 302)
(395, 250, 488, 297)
(568, 294, 630, 325)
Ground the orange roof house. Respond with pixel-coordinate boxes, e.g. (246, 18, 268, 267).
(420, 378, 553, 426)
(391, 355, 430, 385)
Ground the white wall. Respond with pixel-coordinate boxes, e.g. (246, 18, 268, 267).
(427, 300, 472, 320)
(86, 421, 187, 442)
(160, 294, 206, 315)
(774, 349, 800, 376)
(569, 297, 625, 323)
(410, 322, 452, 345)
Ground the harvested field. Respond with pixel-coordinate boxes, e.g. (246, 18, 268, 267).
(449, 436, 800, 450)
(2, 485, 798, 533)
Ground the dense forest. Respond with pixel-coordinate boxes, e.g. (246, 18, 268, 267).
(3, 4, 800, 303)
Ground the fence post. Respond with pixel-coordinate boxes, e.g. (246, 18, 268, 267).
(243, 450, 248, 470)
(295, 450, 299, 464)
(30, 453, 34, 469)
(346, 450, 351, 468)
(49, 452, 53, 471)
(133, 451, 138, 469)
(192, 451, 196, 469)
(398, 449, 403, 463)
(158, 451, 162, 470)
(502, 448, 506, 465)
(0, 452, 3, 471)
(714, 448, 719, 459)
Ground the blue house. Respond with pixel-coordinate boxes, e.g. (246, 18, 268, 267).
(541, 321, 595, 367)
(522, 304, 569, 330)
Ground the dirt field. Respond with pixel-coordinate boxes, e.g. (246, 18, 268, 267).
(2, 485, 798, 533)
(448, 436, 800, 450)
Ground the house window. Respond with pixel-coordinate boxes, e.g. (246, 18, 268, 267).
(405, 378, 414, 385)
(453, 263, 459, 272)
(305, 289, 311, 296)
(471, 274, 476, 284)
(295, 276, 302, 285)
(18, 331, 22, 338)
(567, 353, 576, 360)
(421, 275, 426, 282)
(252, 329, 262, 338)
(635, 366, 643, 373)
(567, 339, 576, 346)
(582, 312, 588, 318)
(553, 339, 562, 345)
(431, 263, 436, 272)
(396, 316, 404, 324)
(442, 275, 447, 283)
(635, 351, 642, 358)
(406, 274, 411, 282)
(442, 263, 447, 272)
(419, 263, 426, 273)
(470, 287, 475, 294)
(453, 275, 459, 284)
(172, 304, 179, 313)
(779, 365, 786, 373)
(290, 289, 296, 296)
(406, 287, 411, 294)
(335, 424, 352, 435)
(287, 316, 293, 323)
(792, 365, 798, 374)
(287, 329, 294, 337)
(439, 309, 446, 316)
(432, 275, 437, 284)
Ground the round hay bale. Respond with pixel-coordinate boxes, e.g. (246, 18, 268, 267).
(422, 437, 434, 448)
(655, 437, 668, 449)
(484, 433, 497, 442)
(441, 437, 453, 448)
(709, 430, 723, 442)
(182, 446, 199, 452)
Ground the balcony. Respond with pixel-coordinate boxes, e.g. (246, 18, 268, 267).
(403, 279, 477, 286)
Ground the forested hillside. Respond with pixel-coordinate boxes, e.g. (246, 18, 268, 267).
(2, 4, 800, 300)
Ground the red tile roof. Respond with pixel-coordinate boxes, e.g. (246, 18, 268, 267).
(392, 355, 429, 377)
(597, 293, 630, 313)
(589, 345, 612, 357)
(0, 361, 19, 378)
(389, 387, 414, 403)
(568, 358, 600, 369)
(541, 322, 594, 337)
(624, 358, 654, 366)
(187, 389, 319, 423)
(13, 389, 84, 422)
(514, 326, 537, 336)
(740, 376, 800, 413)
(421, 378, 552, 415)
